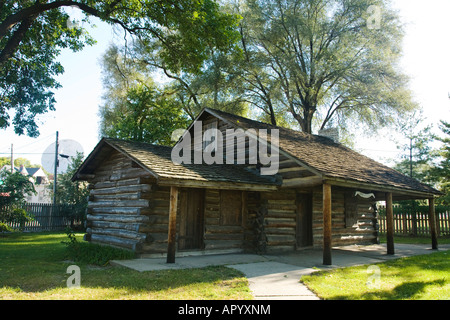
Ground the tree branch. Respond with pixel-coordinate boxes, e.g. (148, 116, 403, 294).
(0, 1, 123, 65)
(0, 15, 36, 64)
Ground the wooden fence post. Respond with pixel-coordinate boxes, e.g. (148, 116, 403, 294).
(385, 193, 395, 255)
(429, 198, 438, 250)
(167, 186, 179, 264)
(323, 183, 332, 265)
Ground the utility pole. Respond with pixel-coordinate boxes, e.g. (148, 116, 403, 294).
(53, 131, 59, 207)
(50, 131, 59, 229)
(10, 144, 13, 172)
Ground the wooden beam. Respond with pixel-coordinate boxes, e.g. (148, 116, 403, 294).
(323, 183, 332, 265)
(157, 178, 279, 192)
(167, 186, 179, 263)
(282, 176, 322, 188)
(385, 192, 395, 255)
(428, 197, 438, 250)
(324, 177, 439, 200)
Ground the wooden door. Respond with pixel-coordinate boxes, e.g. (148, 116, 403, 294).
(178, 188, 205, 250)
(296, 193, 313, 247)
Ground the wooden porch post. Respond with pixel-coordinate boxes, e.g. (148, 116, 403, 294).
(385, 192, 395, 255)
(428, 197, 438, 250)
(167, 186, 179, 263)
(323, 183, 332, 265)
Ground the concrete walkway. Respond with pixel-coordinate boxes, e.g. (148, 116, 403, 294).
(111, 243, 450, 300)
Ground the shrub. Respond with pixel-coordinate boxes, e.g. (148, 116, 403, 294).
(62, 228, 135, 266)
(0, 207, 34, 231)
(0, 222, 13, 232)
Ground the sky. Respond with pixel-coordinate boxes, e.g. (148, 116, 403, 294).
(1, 0, 449, 172)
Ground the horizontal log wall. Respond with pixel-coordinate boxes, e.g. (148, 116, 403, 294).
(261, 189, 297, 253)
(139, 186, 171, 254)
(203, 189, 245, 251)
(86, 150, 156, 253)
(312, 188, 378, 247)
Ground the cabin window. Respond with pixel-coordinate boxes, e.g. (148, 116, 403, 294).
(220, 190, 242, 226)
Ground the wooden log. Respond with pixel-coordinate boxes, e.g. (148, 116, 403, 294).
(87, 228, 147, 241)
(204, 240, 242, 250)
(167, 186, 178, 263)
(323, 183, 332, 265)
(116, 177, 155, 186)
(109, 167, 151, 181)
(90, 234, 139, 251)
(89, 207, 144, 215)
(204, 233, 244, 241)
(429, 198, 438, 250)
(205, 225, 243, 234)
(90, 220, 140, 231)
(265, 217, 296, 228)
(385, 192, 395, 255)
(266, 234, 296, 245)
(92, 192, 141, 201)
(87, 214, 149, 223)
(90, 184, 152, 195)
(88, 199, 150, 208)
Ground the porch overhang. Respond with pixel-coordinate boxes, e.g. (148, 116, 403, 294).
(323, 177, 441, 201)
(320, 181, 440, 266)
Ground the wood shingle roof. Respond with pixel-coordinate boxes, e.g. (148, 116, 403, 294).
(74, 107, 440, 198)
(205, 108, 440, 197)
(74, 138, 280, 191)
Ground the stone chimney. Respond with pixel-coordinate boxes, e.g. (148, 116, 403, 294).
(318, 128, 339, 143)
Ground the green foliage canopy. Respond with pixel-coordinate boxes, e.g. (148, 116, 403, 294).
(0, 170, 36, 208)
(233, 0, 417, 133)
(433, 120, 450, 204)
(0, 0, 241, 137)
(98, 45, 190, 145)
(49, 152, 88, 206)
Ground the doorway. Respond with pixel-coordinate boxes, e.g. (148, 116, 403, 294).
(178, 188, 205, 250)
(296, 193, 313, 247)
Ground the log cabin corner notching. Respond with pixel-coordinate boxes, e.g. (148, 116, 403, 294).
(73, 108, 442, 265)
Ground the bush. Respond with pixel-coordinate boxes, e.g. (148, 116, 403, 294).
(62, 228, 135, 266)
(0, 222, 13, 232)
(0, 207, 34, 231)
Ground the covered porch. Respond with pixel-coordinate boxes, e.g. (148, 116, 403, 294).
(321, 179, 441, 266)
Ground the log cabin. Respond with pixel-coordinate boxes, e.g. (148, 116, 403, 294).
(73, 108, 441, 265)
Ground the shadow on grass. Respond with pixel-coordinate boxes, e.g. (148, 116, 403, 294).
(335, 279, 447, 300)
(0, 232, 250, 298)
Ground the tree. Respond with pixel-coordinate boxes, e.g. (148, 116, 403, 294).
(232, 0, 417, 133)
(432, 120, 450, 205)
(393, 114, 436, 185)
(49, 152, 89, 225)
(0, 170, 36, 230)
(1, 0, 241, 137)
(0, 157, 10, 168)
(101, 84, 190, 146)
(98, 45, 190, 145)
(129, 23, 246, 120)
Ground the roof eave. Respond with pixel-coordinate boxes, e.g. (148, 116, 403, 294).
(156, 177, 280, 192)
(324, 176, 441, 200)
(72, 138, 161, 182)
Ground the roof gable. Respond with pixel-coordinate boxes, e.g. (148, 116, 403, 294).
(74, 108, 440, 197)
(201, 108, 440, 197)
(73, 138, 279, 191)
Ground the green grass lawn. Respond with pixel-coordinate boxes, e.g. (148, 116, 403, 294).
(0, 232, 253, 300)
(2, 232, 449, 300)
(301, 236, 450, 300)
(379, 234, 450, 245)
